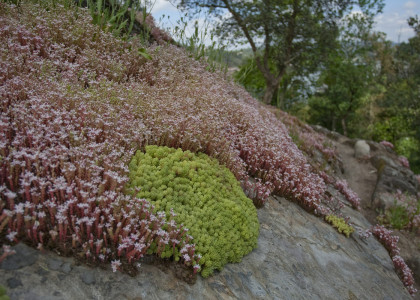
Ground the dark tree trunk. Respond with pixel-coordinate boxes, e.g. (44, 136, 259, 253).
(341, 117, 348, 136)
(261, 73, 282, 105)
(263, 82, 277, 104)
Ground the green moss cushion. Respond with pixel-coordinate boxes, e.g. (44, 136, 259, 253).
(325, 215, 354, 238)
(127, 145, 259, 277)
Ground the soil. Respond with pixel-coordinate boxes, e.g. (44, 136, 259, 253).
(331, 135, 420, 298)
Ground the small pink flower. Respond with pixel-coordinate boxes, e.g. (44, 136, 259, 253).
(111, 259, 121, 272)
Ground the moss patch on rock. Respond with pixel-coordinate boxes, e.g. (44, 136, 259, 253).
(325, 215, 355, 238)
(127, 145, 259, 277)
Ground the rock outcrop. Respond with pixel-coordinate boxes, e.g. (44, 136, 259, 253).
(0, 196, 411, 299)
(371, 153, 419, 210)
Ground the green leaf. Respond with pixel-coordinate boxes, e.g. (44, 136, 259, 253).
(138, 48, 152, 60)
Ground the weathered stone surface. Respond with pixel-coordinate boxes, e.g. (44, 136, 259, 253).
(0, 243, 38, 270)
(80, 269, 96, 285)
(311, 125, 344, 141)
(7, 277, 22, 289)
(61, 262, 72, 274)
(371, 154, 419, 209)
(0, 196, 411, 299)
(354, 140, 370, 159)
(48, 259, 63, 271)
(407, 256, 420, 287)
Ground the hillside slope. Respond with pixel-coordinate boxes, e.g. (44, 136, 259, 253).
(0, 1, 417, 298)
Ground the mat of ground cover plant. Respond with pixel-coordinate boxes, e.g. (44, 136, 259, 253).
(0, 2, 416, 298)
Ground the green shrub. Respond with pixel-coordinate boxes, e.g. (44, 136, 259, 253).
(127, 145, 259, 277)
(380, 205, 411, 230)
(325, 215, 354, 237)
(377, 193, 420, 231)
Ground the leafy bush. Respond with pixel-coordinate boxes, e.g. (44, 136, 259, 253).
(379, 205, 411, 230)
(325, 215, 354, 237)
(127, 146, 259, 277)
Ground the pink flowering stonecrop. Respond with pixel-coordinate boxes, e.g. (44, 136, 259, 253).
(0, 245, 16, 263)
(398, 156, 410, 168)
(0, 1, 409, 291)
(0, 1, 200, 274)
(371, 225, 417, 296)
(277, 111, 337, 161)
(380, 140, 395, 149)
(0, 0, 339, 272)
(334, 180, 361, 210)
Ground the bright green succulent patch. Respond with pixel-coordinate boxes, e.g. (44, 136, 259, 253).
(325, 215, 354, 238)
(127, 145, 259, 277)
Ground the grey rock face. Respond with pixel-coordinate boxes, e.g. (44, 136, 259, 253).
(371, 154, 419, 209)
(311, 125, 344, 141)
(80, 269, 96, 285)
(0, 196, 411, 300)
(7, 277, 22, 289)
(407, 257, 420, 286)
(354, 140, 370, 159)
(0, 243, 38, 270)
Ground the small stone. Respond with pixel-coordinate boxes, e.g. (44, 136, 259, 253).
(58, 274, 66, 281)
(80, 270, 96, 285)
(36, 267, 49, 276)
(61, 263, 72, 274)
(7, 277, 22, 289)
(354, 140, 370, 159)
(47, 259, 63, 271)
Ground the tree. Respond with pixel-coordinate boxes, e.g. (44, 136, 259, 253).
(177, 0, 384, 105)
(375, 15, 420, 172)
(308, 12, 382, 136)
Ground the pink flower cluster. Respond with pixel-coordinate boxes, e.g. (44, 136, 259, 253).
(274, 110, 337, 161)
(380, 140, 394, 149)
(392, 256, 417, 296)
(242, 179, 273, 207)
(393, 190, 420, 232)
(371, 225, 400, 256)
(0, 2, 199, 272)
(398, 156, 410, 168)
(334, 180, 361, 209)
(136, 12, 172, 45)
(371, 225, 417, 296)
(0, 0, 359, 274)
(0, 245, 16, 263)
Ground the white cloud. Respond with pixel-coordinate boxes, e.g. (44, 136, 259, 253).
(150, 0, 176, 14)
(403, 1, 417, 10)
(374, 11, 415, 42)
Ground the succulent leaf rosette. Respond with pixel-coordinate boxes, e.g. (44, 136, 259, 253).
(127, 146, 259, 277)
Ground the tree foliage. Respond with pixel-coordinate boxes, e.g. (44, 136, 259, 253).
(309, 14, 420, 172)
(308, 13, 378, 135)
(177, 0, 384, 104)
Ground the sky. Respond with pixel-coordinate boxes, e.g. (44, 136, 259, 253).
(150, 0, 419, 44)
